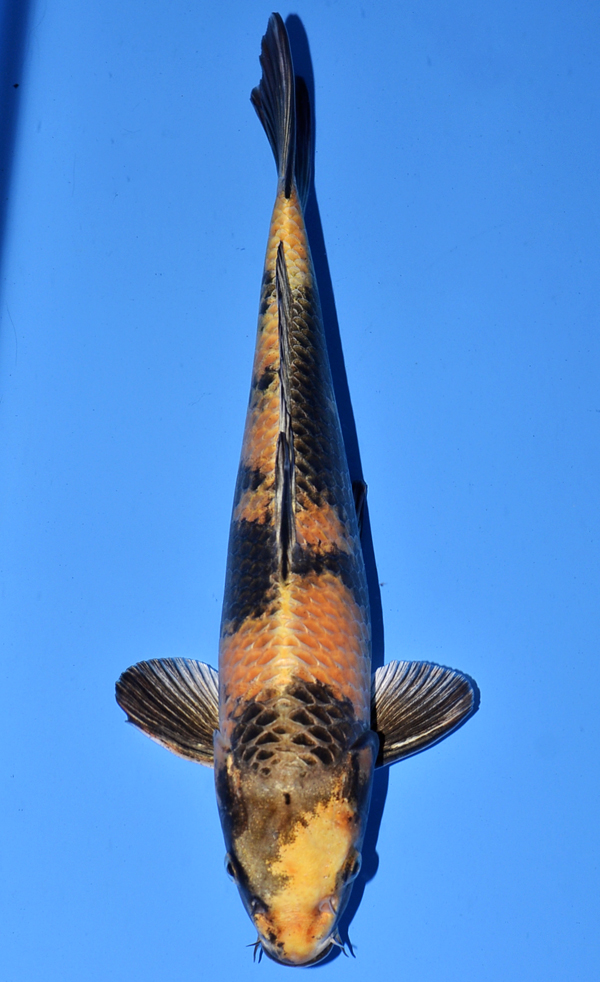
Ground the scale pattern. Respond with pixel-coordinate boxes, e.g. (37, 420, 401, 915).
(231, 678, 362, 776)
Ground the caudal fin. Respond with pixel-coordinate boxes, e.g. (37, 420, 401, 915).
(251, 13, 312, 207)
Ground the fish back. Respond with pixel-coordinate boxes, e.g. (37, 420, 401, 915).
(218, 16, 371, 758)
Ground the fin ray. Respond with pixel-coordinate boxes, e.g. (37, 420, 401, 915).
(115, 658, 219, 765)
(371, 660, 479, 767)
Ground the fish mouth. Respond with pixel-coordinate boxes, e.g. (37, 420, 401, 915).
(260, 938, 335, 967)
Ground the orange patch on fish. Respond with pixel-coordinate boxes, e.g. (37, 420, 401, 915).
(233, 487, 273, 525)
(239, 354, 279, 477)
(219, 570, 371, 735)
(295, 496, 354, 555)
(265, 188, 311, 286)
(237, 191, 309, 480)
(253, 793, 354, 964)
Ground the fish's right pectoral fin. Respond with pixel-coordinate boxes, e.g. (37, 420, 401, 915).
(115, 658, 219, 766)
(371, 660, 479, 767)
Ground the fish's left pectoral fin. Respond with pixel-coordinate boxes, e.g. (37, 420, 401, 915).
(115, 658, 219, 766)
(371, 660, 479, 767)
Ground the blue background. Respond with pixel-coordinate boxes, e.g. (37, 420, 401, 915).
(1, 1, 598, 979)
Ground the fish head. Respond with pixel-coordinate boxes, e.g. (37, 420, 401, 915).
(214, 728, 378, 965)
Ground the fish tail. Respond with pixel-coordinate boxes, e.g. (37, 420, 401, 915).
(251, 13, 312, 207)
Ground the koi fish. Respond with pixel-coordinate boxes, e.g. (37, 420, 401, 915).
(116, 13, 478, 967)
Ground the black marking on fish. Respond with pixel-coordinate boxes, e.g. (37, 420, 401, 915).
(215, 758, 249, 841)
(254, 367, 276, 393)
(230, 679, 361, 776)
(341, 729, 379, 805)
(220, 517, 277, 634)
(291, 543, 369, 608)
(251, 13, 295, 199)
(258, 268, 275, 319)
(234, 465, 267, 503)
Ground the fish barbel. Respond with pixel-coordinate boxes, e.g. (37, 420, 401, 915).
(116, 13, 479, 967)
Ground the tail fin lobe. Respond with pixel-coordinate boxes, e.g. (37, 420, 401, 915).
(251, 13, 295, 198)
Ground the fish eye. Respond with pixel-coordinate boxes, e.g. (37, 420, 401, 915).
(343, 851, 362, 883)
(224, 854, 237, 881)
(249, 895, 268, 916)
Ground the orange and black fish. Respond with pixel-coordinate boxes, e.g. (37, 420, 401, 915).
(116, 13, 478, 967)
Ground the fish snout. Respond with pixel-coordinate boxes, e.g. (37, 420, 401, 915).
(255, 896, 340, 966)
(260, 933, 335, 967)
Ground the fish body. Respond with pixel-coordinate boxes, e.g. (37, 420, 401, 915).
(214, 17, 376, 963)
(116, 13, 479, 968)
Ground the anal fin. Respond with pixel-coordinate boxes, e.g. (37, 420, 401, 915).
(115, 658, 219, 765)
(371, 660, 479, 767)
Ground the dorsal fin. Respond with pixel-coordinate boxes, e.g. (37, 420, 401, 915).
(250, 13, 295, 199)
(275, 241, 295, 579)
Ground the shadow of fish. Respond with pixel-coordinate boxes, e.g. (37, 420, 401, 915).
(116, 13, 479, 967)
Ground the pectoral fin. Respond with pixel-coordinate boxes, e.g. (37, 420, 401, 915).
(115, 658, 219, 766)
(371, 660, 479, 767)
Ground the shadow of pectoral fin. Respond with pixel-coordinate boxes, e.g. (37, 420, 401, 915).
(115, 658, 219, 765)
(371, 660, 480, 767)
